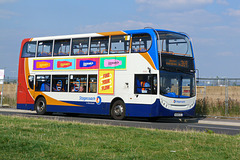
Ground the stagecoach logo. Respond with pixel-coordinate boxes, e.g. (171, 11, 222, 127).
(79, 96, 95, 101)
(79, 96, 102, 105)
(96, 96, 102, 105)
(173, 100, 185, 103)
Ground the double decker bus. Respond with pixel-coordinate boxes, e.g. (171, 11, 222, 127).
(17, 28, 196, 120)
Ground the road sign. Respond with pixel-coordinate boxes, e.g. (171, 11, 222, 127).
(0, 69, 4, 79)
(0, 69, 4, 85)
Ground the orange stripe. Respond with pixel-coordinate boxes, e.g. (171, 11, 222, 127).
(139, 52, 157, 70)
(24, 58, 35, 101)
(34, 92, 83, 107)
(98, 31, 126, 36)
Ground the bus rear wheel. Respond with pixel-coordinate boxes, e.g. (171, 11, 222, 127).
(111, 100, 126, 120)
(35, 97, 47, 115)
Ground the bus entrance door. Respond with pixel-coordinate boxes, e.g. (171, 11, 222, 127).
(26, 75, 35, 109)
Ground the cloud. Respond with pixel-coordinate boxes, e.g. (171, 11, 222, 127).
(76, 20, 154, 33)
(150, 9, 221, 33)
(226, 9, 240, 16)
(0, 9, 17, 19)
(216, 0, 229, 5)
(136, 0, 214, 10)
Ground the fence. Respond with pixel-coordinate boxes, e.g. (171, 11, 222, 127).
(0, 78, 17, 107)
(196, 78, 240, 117)
(1, 77, 240, 117)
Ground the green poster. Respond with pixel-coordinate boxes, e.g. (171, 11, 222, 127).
(100, 56, 126, 70)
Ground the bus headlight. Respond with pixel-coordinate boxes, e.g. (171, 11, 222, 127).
(188, 102, 195, 109)
(160, 99, 169, 108)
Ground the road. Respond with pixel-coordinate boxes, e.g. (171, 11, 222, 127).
(0, 108, 239, 135)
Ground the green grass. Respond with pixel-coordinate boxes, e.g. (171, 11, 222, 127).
(0, 115, 239, 160)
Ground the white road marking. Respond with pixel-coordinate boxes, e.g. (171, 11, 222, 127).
(188, 125, 240, 131)
(198, 120, 240, 127)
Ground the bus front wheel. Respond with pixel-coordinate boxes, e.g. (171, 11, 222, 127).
(35, 97, 47, 115)
(111, 100, 126, 120)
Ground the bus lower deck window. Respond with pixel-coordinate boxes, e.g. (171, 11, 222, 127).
(88, 75, 97, 93)
(69, 75, 87, 92)
(52, 75, 68, 92)
(35, 75, 51, 92)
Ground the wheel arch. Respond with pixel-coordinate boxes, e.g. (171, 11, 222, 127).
(110, 97, 125, 114)
(34, 95, 46, 110)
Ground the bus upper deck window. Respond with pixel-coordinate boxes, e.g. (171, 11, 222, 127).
(54, 39, 70, 56)
(37, 40, 53, 57)
(131, 34, 151, 53)
(90, 37, 109, 55)
(21, 41, 36, 58)
(72, 38, 89, 55)
(110, 35, 130, 54)
(159, 32, 193, 57)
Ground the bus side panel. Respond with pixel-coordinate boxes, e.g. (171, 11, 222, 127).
(45, 101, 110, 115)
(125, 100, 160, 117)
(17, 38, 35, 110)
(17, 103, 34, 110)
(125, 99, 195, 117)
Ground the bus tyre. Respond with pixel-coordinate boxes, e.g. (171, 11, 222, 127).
(111, 100, 126, 120)
(35, 97, 47, 115)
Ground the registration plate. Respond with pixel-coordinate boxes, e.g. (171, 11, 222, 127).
(174, 113, 183, 117)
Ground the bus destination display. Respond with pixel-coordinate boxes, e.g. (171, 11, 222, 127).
(165, 59, 188, 68)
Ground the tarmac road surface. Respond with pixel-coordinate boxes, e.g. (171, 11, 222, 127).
(0, 108, 239, 135)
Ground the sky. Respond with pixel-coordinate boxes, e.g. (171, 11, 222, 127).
(1, 0, 240, 78)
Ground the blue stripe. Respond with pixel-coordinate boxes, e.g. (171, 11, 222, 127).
(17, 99, 195, 117)
(17, 103, 34, 110)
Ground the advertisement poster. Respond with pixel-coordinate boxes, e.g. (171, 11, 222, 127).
(33, 59, 53, 71)
(53, 59, 75, 70)
(76, 58, 99, 70)
(98, 70, 114, 95)
(100, 56, 126, 70)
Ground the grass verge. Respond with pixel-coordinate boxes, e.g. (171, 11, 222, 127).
(0, 115, 239, 159)
(196, 98, 240, 117)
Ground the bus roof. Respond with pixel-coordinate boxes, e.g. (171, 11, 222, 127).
(28, 28, 188, 41)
